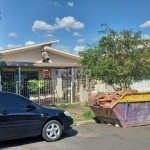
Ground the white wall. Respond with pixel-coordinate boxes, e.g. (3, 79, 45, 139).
(131, 80, 150, 92)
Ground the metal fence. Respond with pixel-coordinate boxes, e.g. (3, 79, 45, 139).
(1, 79, 77, 106)
(62, 79, 72, 103)
(1, 78, 96, 105)
(76, 79, 95, 93)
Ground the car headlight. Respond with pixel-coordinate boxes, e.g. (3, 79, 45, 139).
(64, 111, 71, 117)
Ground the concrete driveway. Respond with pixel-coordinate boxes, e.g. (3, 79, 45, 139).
(0, 123, 150, 150)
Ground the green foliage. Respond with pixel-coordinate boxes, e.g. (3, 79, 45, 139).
(56, 103, 78, 109)
(84, 101, 89, 107)
(79, 24, 150, 90)
(28, 79, 52, 93)
(63, 91, 69, 102)
(1, 81, 18, 92)
(82, 110, 95, 120)
(67, 103, 78, 109)
(56, 103, 68, 109)
(28, 80, 44, 93)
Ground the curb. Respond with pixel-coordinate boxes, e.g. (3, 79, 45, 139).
(72, 120, 96, 126)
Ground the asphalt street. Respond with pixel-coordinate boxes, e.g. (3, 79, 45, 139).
(0, 123, 150, 150)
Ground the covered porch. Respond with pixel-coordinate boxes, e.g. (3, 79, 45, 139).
(0, 61, 81, 105)
(0, 61, 80, 80)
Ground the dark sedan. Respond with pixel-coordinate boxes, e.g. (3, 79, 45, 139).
(0, 91, 73, 142)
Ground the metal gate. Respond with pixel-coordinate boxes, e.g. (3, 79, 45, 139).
(62, 79, 72, 103)
(1, 79, 76, 106)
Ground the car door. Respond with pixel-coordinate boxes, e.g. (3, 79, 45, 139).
(0, 93, 9, 139)
(0, 93, 41, 138)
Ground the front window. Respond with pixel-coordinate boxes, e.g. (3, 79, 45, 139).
(2, 71, 38, 81)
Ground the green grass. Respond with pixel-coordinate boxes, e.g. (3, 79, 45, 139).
(73, 110, 96, 121)
(55, 103, 96, 122)
(56, 102, 89, 110)
(56, 103, 78, 109)
(82, 110, 95, 120)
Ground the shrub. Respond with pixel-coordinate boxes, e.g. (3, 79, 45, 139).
(28, 79, 52, 93)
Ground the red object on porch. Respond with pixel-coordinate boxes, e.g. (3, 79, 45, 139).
(43, 68, 51, 79)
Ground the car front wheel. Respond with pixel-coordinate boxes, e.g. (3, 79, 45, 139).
(42, 120, 62, 142)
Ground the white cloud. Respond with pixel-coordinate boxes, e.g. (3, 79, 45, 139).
(55, 45, 70, 52)
(142, 34, 150, 39)
(54, 1, 61, 7)
(0, 46, 3, 50)
(25, 41, 35, 45)
(55, 16, 84, 30)
(140, 20, 150, 28)
(32, 20, 57, 31)
(68, 2, 74, 7)
(48, 1, 60, 7)
(74, 46, 85, 53)
(44, 33, 53, 37)
(8, 32, 18, 37)
(73, 32, 81, 36)
(32, 17, 84, 31)
(77, 38, 85, 43)
(7, 44, 21, 49)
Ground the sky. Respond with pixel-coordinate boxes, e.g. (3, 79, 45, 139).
(0, 0, 150, 54)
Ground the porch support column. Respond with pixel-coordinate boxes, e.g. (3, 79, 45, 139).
(71, 67, 74, 83)
(0, 71, 2, 91)
(18, 66, 21, 94)
(71, 67, 74, 103)
(56, 78, 63, 97)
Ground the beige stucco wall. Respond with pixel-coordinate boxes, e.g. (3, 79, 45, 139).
(2, 47, 44, 62)
(1, 47, 79, 63)
(1, 47, 79, 80)
(48, 53, 79, 63)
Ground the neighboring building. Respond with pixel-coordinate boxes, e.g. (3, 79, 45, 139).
(0, 40, 80, 82)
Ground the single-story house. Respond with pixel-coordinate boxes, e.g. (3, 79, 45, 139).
(0, 40, 80, 82)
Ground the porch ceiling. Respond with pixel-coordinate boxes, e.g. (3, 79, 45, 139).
(0, 61, 80, 69)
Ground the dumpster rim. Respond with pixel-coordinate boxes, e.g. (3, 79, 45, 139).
(112, 92, 150, 108)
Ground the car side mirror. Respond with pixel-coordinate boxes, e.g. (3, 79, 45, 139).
(26, 103, 36, 109)
(30, 103, 36, 108)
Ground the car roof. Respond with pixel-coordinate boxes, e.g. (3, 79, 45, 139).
(0, 91, 34, 102)
(0, 91, 14, 94)
(0, 91, 22, 97)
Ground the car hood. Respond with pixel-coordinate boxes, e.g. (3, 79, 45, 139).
(41, 106, 65, 113)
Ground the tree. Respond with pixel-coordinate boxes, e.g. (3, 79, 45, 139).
(79, 24, 150, 90)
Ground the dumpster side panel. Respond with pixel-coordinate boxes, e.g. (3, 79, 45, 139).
(114, 102, 150, 128)
(90, 106, 121, 126)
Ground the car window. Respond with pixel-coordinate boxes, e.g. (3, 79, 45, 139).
(0, 93, 31, 108)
